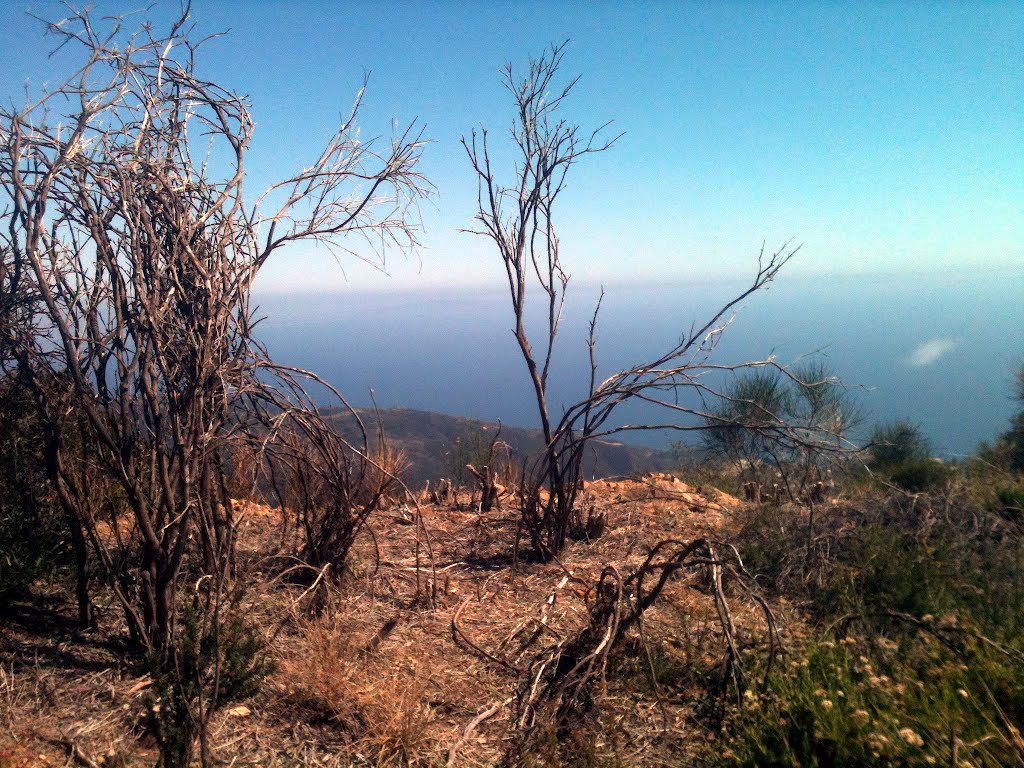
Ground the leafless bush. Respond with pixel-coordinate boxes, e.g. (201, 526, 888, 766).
(464, 43, 833, 562)
(0, 4, 426, 765)
(260, 395, 407, 581)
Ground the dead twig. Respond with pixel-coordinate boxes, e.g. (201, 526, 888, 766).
(446, 697, 513, 768)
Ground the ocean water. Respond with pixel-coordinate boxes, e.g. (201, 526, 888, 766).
(253, 271, 1023, 459)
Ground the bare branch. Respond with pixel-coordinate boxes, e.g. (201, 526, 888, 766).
(1, 6, 427, 763)
(464, 44, 830, 561)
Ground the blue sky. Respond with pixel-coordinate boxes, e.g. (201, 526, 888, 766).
(1, 0, 1021, 292)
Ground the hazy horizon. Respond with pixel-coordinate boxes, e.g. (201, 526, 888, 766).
(3, 2, 1019, 453)
(253, 270, 1024, 460)
(252, 261, 1024, 297)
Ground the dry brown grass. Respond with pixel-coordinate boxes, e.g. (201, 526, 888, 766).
(278, 605, 439, 765)
(0, 473, 782, 767)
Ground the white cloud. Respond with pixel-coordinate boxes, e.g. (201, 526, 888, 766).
(907, 338, 958, 368)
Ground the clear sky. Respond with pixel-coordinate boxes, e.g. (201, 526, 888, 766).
(1, 0, 1021, 292)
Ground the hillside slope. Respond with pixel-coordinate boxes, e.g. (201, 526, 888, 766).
(323, 407, 676, 486)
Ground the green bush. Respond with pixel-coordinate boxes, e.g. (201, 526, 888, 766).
(0, 382, 72, 601)
(886, 457, 951, 492)
(147, 594, 273, 767)
(443, 425, 511, 488)
(976, 365, 1024, 472)
(867, 421, 930, 471)
(868, 421, 954, 493)
(992, 412, 1024, 473)
(818, 524, 970, 623)
(750, 489, 1024, 635)
(995, 485, 1024, 522)
(0, 496, 69, 601)
(1005, 366, 1024, 471)
(865, 421, 952, 492)
(711, 634, 1024, 768)
(703, 362, 861, 493)
(718, 406, 1024, 767)
(725, 476, 1024, 765)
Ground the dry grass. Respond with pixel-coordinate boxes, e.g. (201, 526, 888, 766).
(0, 473, 778, 767)
(0, 612, 154, 767)
(278, 603, 442, 765)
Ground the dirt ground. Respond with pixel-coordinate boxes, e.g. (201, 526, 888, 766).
(0, 474, 788, 767)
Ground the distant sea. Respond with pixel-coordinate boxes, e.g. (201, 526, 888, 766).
(253, 271, 1023, 459)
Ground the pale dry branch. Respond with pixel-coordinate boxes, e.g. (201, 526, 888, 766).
(464, 44, 844, 561)
(452, 535, 779, 761)
(1, 6, 427, 766)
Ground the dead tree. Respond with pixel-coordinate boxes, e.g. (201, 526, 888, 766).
(464, 43, 835, 561)
(465, 424, 510, 512)
(0, 5, 426, 766)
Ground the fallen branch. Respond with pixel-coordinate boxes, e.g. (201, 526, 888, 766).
(446, 697, 513, 768)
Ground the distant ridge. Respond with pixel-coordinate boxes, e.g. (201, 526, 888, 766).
(320, 406, 676, 488)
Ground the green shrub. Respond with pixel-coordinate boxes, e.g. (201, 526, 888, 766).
(999, 413, 1024, 472)
(976, 367, 1024, 472)
(443, 425, 512, 488)
(721, 427, 1024, 767)
(147, 594, 273, 767)
(738, 482, 1024, 640)
(995, 485, 1024, 522)
(726, 482, 1024, 762)
(0, 496, 69, 601)
(865, 421, 951, 492)
(1001, 366, 1024, 471)
(867, 421, 930, 472)
(731, 502, 803, 585)
(819, 526, 956, 619)
(703, 362, 861, 493)
(0, 382, 72, 602)
(886, 457, 950, 492)
(712, 632, 1024, 768)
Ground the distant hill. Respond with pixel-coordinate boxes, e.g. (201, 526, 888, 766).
(321, 407, 676, 488)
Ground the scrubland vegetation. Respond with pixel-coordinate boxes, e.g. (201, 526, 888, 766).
(1, 6, 1023, 768)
